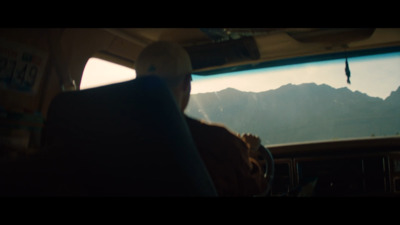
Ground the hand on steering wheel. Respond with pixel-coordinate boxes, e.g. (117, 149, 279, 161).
(241, 133, 261, 152)
(241, 133, 275, 196)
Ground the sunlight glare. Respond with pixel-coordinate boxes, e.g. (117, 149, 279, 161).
(80, 58, 136, 90)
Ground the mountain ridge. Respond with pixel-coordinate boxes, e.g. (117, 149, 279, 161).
(185, 83, 400, 145)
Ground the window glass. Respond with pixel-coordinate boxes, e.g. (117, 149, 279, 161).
(186, 52, 400, 145)
(80, 57, 136, 90)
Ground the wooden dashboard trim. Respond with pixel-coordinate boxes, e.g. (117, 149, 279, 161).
(269, 137, 400, 196)
(267, 136, 400, 158)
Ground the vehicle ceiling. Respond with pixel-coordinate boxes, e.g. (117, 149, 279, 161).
(2, 28, 399, 98)
(104, 28, 400, 75)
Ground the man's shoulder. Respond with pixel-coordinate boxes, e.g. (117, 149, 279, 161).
(186, 116, 228, 131)
(185, 116, 240, 139)
(184, 116, 249, 164)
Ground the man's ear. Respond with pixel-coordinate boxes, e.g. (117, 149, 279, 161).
(182, 74, 192, 92)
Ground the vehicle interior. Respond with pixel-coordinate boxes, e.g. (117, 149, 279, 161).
(1, 28, 400, 196)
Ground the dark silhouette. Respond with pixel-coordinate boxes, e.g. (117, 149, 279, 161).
(135, 41, 271, 196)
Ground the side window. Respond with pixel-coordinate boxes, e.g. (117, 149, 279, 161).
(80, 57, 136, 90)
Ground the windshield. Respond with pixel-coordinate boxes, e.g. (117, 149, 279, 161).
(185, 52, 400, 146)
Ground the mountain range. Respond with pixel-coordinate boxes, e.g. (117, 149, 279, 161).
(185, 83, 400, 145)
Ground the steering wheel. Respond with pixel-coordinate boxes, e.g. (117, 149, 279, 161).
(256, 145, 275, 196)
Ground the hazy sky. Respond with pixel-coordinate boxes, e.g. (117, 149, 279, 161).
(190, 52, 400, 99)
(81, 52, 400, 100)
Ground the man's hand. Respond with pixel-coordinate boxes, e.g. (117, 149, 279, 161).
(241, 133, 261, 152)
(241, 133, 274, 195)
(241, 133, 268, 177)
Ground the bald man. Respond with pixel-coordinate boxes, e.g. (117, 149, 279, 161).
(135, 41, 269, 196)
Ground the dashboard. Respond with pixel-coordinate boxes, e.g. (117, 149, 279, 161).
(268, 136, 400, 196)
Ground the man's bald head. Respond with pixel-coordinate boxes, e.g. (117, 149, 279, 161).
(135, 41, 193, 111)
(135, 41, 192, 87)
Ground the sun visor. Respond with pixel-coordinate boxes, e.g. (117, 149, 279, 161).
(185, 37, 260, 71)
(288, 28, 376, 45)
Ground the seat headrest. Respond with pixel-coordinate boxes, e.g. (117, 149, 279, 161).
(1, 76, 217, 196)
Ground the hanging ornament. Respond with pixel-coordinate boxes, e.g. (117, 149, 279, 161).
(345, 51, 351, 84)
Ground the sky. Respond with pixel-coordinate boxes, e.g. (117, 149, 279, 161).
(80, 58, 137, 89)
(80, 52, 400, 100)
(190, 52, 400, 99)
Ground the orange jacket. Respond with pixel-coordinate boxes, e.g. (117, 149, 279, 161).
(185, 116, 268, 196)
